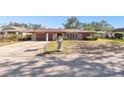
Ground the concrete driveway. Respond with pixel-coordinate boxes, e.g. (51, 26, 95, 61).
(0, 41, 47, 57)
(0, 41, 124, 77)
(0, 41, 47, 76)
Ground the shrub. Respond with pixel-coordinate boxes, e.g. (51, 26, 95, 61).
(86, 34, 98, 40)
(114, 33, 123, 39)
(26, 35, 32, 40)
(18, 34, 32, 41)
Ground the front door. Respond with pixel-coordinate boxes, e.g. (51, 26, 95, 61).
(57, 33, 62, 38)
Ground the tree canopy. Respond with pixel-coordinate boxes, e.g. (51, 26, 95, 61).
(0, 22, 45, 30)
(63, 17, 82, 29)
(82, 20, 114, 31)
(0, 17, 114, 31)
(63, 17, 114, 31)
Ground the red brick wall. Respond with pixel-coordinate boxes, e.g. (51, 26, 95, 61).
(36, 33, 53, 41)
(48, 33, 53, 41)
(35, 32, 93, 41)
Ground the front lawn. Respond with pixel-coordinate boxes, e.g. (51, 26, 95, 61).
(97, 38, 124, 43)
(47, 40, 72, 54)
(46, 39, 124, 54)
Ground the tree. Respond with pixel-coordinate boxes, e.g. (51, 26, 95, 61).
(82, 20, 114, 31)
(82, 22, 96, 31)
(63, 17, 82, 29)
(99, 20, 114, 31)
(28, 24, 44, 30)
(1, 22, 45, 30)
(9, 22, 28, 28)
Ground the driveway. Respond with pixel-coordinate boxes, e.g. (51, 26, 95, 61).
(0, 41, 124, 77)
(0, 41, 47, 77)
(0, 41, 47, 57)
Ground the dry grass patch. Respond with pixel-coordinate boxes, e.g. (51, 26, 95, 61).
(0, 40, 19, 47)
(97, 38, 124, 43)
(46, 40, 124, 54)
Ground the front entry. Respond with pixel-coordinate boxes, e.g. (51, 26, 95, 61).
(57, 33, 62, 38)
(36, 33, 53, 41)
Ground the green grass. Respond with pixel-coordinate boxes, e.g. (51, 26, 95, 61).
(47, 40, 98, 54)
(47, 40, 72, 54)
(97, 38, 124, 43)
(46, 39, 124, 54)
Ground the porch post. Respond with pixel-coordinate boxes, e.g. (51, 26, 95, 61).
(5, 31, 8, 41)
(45, 33, 48, 51)
(16, 32, 19, 41)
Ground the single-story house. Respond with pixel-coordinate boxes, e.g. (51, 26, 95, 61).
(0, 26, 96, 41)
(0, 26, 28, 35)
(112, 28, 124, 33)
(103, 28, 124, 39)
(28, 29, 96, 41)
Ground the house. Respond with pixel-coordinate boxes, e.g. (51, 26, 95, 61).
(112, 28, 124, 33)
(111, 28, 124, 39)
(0, 26, 96, 41)
(28, 29, 96, 41)
(0, 26, 30, 40)
(112, 28, 124, 37)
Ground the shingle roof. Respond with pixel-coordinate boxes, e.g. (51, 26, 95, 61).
(1, 26, 28, 32)
(28, 29, 95, 33)
(0, 28, 96, 33)
(11, 26, 27, 31)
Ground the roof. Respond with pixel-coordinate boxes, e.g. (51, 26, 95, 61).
(28, 29, 96, 33)
(0, 28, 96, 33)
(10, 26, 27, 31)
(112, 28, 124, 32)
(1, 26, 28, 32)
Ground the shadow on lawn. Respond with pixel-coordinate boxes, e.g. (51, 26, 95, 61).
(1, 54, 124, 77)
(72, 42, 124, 54)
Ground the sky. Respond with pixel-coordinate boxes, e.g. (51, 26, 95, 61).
(0, 16, 124, 28)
